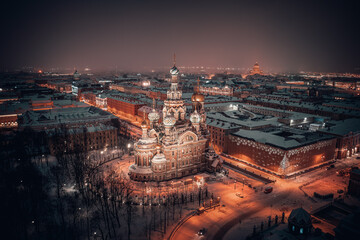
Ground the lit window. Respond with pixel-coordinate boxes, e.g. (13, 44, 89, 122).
(300, 228, 303, 234)
(292, 226, 295, 231)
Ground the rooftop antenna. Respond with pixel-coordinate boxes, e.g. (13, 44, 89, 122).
(173, 53, 176, 66)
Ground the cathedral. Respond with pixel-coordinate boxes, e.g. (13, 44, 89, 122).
(249, 62, 263, 75)
(128, 60, 223, 181)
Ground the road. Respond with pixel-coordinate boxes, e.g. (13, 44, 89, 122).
(169, 154, 360, 240)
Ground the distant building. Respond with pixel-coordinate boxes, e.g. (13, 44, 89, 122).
(73, 69, 81, 80)
(199, 82, 233, 96)
(249, 62, 263, 75)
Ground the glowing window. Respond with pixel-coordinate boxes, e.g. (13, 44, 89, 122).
(300, 228, 303, 234)
(292, 226, 295, 231)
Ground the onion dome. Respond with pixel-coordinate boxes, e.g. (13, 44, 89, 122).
(190, 110, 201, 124)
(151, 153, 167, 163)
(170, 65, 179, 75)
(191, 93, 205, 102)
(163, 114, 176, 127)
(148, 109, 160, 122)
(191, 78, 204, 102)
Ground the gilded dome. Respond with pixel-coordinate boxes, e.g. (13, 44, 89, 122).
(191, 93, 205, 102)
(148, 109, 160, 122)
(163, 115, 176, 127)
(152, 153, 166, 163)
(190, 110, 201, 124)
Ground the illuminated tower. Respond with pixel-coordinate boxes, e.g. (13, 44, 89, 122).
(162, 54, 186, 122)
(73, 69, 81, 80)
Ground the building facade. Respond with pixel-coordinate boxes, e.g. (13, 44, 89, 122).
(227, 128, 336, 177)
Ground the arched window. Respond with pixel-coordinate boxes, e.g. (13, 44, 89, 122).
(292, 226, 295, 232)
(300, 228, 303, 234)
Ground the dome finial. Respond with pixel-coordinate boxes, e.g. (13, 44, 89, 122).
(173, 53, 176, 66)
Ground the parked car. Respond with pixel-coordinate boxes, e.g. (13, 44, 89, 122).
(326, 165, 335, 170)
(196, 207, 205, 215)
(264, 186, 273, 194)
(236, 193, 244, 198)
(336, 170, 345, 176)
(198, 228, 207, 235)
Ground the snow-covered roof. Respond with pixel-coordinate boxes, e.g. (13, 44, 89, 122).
(318, 118, 360, 136)
(231, 127, 334, 150)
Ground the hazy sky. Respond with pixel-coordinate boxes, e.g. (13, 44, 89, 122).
(1, 0, 360, 73)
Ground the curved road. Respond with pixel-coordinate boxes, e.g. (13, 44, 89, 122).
(170, 179, 297, 240)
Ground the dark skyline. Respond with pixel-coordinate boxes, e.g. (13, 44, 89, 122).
(1, 0, 360, 73)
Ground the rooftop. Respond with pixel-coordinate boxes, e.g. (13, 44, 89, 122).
(231, 127, 334, 150)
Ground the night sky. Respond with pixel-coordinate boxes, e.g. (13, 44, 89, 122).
(1, 0, 360, 73)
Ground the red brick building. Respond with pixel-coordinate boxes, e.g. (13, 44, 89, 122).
(318, 119, 360, 159)
(47, 124, 118, 154)
(107, 95, 146, 119)
(227, 128, 336, 176)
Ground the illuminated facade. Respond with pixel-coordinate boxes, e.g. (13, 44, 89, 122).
(249, 62, 263, 75)
(129, 60, 222, 181)
(227, 128, 337, 177)
(199, 84, 233, 96)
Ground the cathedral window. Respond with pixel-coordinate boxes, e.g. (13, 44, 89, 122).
(172, 162, 174, 168)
